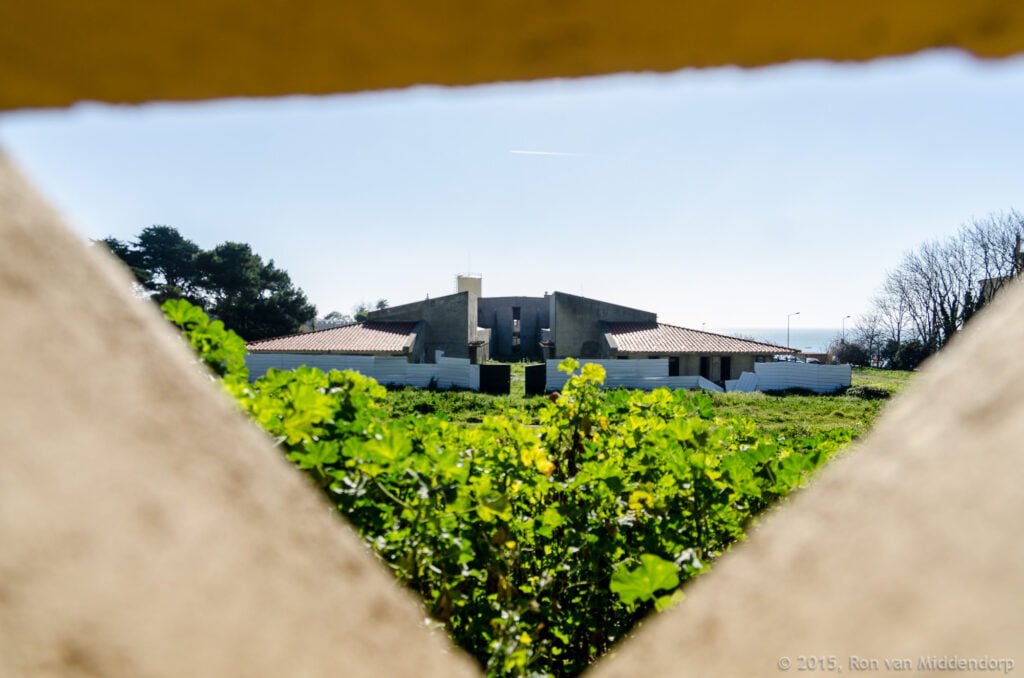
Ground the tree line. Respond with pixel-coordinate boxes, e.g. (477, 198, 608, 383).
(835, 210, 1023, 369)
(319, 298, 390, 326)
(101, 226, 316, 341)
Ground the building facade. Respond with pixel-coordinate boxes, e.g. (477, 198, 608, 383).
(248, 275, 795, 383)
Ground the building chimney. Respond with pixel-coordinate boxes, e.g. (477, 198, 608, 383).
(457, 274, 482, 348)
(456, 274, 482, 299)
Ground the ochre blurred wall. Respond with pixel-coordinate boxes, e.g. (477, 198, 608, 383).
(4, 1, 1024, 109)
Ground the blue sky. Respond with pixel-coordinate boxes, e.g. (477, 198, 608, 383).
(2, 50, 1023, 329)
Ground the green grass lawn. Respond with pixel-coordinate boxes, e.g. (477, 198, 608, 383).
(705, 391, 885, 437)
(851, 366, 915, 395)
(384, 364, 916, 439)
(705, 367, 915, 437)
(384, 387, 545, 422)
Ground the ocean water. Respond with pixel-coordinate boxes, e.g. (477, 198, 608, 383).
(714, 328, 843, 354)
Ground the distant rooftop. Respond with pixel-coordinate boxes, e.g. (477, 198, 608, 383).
(604, 322, 796, 354)
(247, 321, 420, 354)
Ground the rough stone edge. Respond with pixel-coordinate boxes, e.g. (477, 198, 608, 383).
(0, 151, 479, 677)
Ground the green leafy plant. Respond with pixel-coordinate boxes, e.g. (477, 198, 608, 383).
(165, 300, 849, 677)
(611, 554, 681, 610)
(162, 298, 248, 382)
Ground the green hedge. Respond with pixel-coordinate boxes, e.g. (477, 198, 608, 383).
(165, 300, 850, 677)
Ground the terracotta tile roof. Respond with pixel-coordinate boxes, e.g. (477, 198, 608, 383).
(604, 322, 796, 354)
(247, 321, 420, 354)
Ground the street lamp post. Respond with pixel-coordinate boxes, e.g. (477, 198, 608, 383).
(842, 314, 852, 342)
(787, 311, 800, 348)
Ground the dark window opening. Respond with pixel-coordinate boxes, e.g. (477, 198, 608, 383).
(699, 356, 711, 379)
(720, 356, 732, 381)
(511, 306, 521, 352)
(668, 356, 680, 376)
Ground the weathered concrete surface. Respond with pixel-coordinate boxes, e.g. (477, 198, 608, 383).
(551, 292, 655, 359)
(0, 152, 477, 677)
(4, 1, 1024, 110)
(369, 292, 472, 361)
(478, 296, 549, 361)
(590, 279, 1024, 676)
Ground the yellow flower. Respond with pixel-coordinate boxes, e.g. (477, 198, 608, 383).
(520, 447, 537, 466)
(505, 540, 517, 550)
(519, 632, 532, 645)
(628, 490, 655, 512)
(536, 459, 556, 476)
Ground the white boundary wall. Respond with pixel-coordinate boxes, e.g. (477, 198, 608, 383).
(245, 351, 480, 390)
(752, 361, 851, 393)
(548, 359, 852, 395)
(545, 359, 725, 393)
(725, 371, 759, 393)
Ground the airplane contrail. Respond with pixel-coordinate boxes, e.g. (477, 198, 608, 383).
(508, 149, 587, 157)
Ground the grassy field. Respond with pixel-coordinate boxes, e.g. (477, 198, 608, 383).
(703, 366, 915, 436)
(384, 365, 916, 439)
(850, 366, 916, 395)
(706, 391, 883, 436)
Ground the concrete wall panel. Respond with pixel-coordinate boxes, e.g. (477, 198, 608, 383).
(478, 296, 549, 360)
(551, 292, 655, 359)
(370, 293, 471, 360)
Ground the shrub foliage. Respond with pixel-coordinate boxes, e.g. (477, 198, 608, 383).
(844, 385, 892, 401)
(165, 300, 850, 677)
